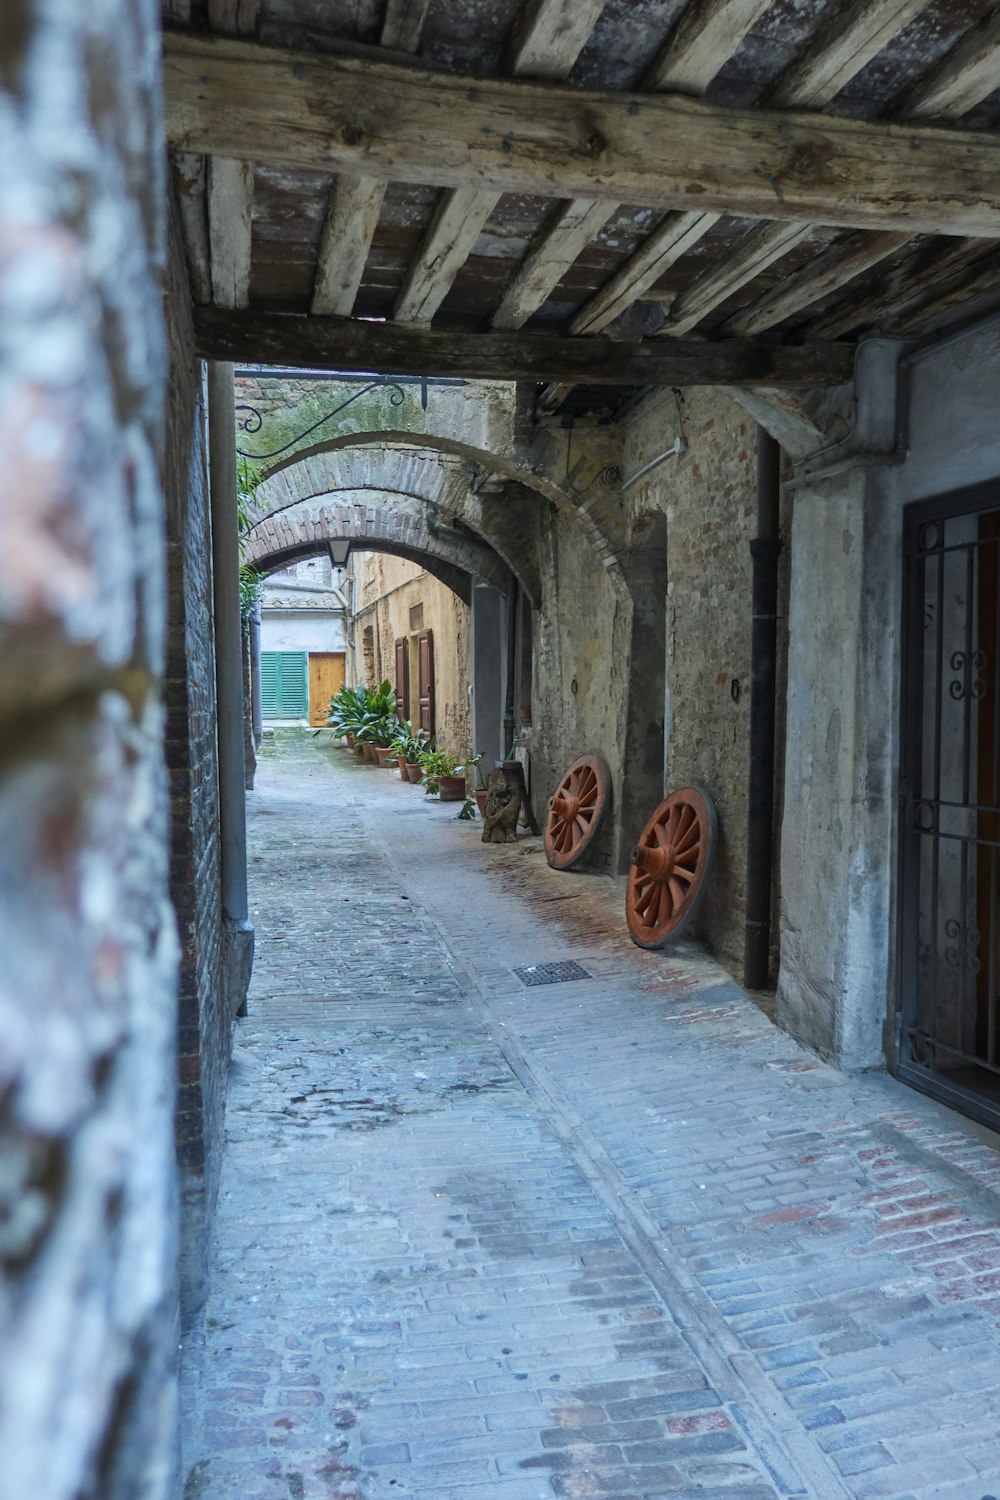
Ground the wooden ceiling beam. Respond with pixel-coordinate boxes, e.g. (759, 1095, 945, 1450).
(192, 306, 855, 387)
(902, 8, 1000, 120)
(492, 0, 770, 334)
(310, 0, 432, 319)
(659, 0, 939, 339)
(644, 0, 773, 94)
(171, 152, 212, 305)
(163, 36, 1000, 238)
(393, 0, 606, 326)
(380, 0, 432, 52)
(208, 155, 253, 308)
(206, 0, 259, 34)
(766, 0, 934, 109)
(569, 212, 719, 336)
(721, 230, 911, 337)
(887, 251, 1000, 333)
(808, 238, 999, 339)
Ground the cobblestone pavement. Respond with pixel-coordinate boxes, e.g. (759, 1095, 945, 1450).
(181, 732, 1000, 1500)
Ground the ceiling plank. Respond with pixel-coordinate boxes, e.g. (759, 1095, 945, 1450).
(380, 0, 432, 51)
(808, 237, 998, 338)
(887, 250, 1000, 332)
(492, 0, 769, 335)
(193, 306, 855, 387)
(393, 0, 606, 326)
(171, 152, 212, 305)
(767, 0, 934, 109)
(207, 0, 259, 35)
(503, 0, 608, 81)
(658, 0, 940, 338)
(312, 174, 388, 316)
(394, 186, 503, 323)
(721, 230, 911, 337)
(644, 0, 773, 93)
(660, 223, 814, 336)
(163, 36, 1000, 239)
(311, 0, 431, 321)
(569, 212, 719, 335)
(208, 155, 253, 309)
(491, 197, 617, 330)
(901, 8, 1000, 120)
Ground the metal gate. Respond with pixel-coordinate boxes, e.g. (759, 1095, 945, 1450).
(899, 482, 1000, 1128)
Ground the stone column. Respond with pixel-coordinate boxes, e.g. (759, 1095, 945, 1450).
(208, 361, 254, 1015)
(250, 599, 263, 749)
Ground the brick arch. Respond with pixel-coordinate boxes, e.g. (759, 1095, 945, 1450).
(251, 448, 542, 605)
(255, 429, 625, 596)
(243, 491, 514, 600)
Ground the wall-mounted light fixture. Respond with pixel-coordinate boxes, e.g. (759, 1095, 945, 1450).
(328, 537, 352, 568)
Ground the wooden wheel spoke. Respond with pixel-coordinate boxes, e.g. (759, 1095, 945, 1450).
(545, 754, 611, 870)
(626, 788, 716, 949)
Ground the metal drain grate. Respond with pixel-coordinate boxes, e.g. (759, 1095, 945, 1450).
(514, 960, 591, 987)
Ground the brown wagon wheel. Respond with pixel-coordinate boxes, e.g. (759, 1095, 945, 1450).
(544, 753, 611, 869)
(626, 787, 717, 949)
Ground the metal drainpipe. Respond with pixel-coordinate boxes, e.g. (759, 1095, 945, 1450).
(503, 578, 518, 757)
(208, 361, 251, 934)
(744, 426, 782, 991)
(249, 599, 263, 750)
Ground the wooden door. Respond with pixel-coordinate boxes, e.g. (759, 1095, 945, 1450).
(394, 636, 410, 721)
(308, 651, 345, 726)
(417, 629, 435, 738)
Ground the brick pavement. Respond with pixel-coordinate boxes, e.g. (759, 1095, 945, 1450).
(181, 732, 1000, 1499)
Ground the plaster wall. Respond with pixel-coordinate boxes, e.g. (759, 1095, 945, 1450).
(0, 0, 180, 1494)
(777, 323, 1000, 1070)
(350, 554, 472, 755)
(261, 611, 346, 653)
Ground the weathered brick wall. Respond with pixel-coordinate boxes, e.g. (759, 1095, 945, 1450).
(622, 387, 789, 974)
(0, 1, 180, 1496)
(163, 194, 229, 1321)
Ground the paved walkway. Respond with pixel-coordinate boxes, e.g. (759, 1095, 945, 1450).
(182, 732, 1000, 1500)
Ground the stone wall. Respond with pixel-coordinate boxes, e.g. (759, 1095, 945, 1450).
(163, 194, 229, 1321)
(0, 1, 179, 1495)
(619, 387, 788, 973)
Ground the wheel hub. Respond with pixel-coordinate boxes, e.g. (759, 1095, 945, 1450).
(631, 842, 675, 881)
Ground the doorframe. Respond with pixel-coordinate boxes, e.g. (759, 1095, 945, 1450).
(896, 476, 1000, 1130)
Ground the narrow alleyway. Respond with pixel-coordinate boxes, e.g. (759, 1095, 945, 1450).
(182, 734, 1000, 1500)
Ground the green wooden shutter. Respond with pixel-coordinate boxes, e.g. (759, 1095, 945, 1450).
(260, 652, 308, 719)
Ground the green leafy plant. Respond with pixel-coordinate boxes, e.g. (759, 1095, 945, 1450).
(419, 747, 461, 795)
(388, 718, 427, 763)
(461, 750, 486, 789)
(456, 798, 477, 820)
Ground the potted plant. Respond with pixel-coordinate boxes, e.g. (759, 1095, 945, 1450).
(389, 719, 426, 778)
(419, 748, 465, 801)
(462, 751, 487, 816)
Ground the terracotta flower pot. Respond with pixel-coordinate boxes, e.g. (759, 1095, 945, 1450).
(363, 743, 377, 764)
(404, 762, 422, 783)
(346, 732, 356, 749)
(374, 745, 394, 767)
(438, 774, 467, 803)
(474, 788, 488, 817)
(397, 754, 408, 774)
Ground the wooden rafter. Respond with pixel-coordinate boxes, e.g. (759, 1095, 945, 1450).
(493, 0, 768, 333)
(172, 152, 211, 305)
(208, 155, 253, 308)
(887, 251, 1000, 333)
(206, 0, 258, 34)
(380, 0, 432, 51)
(643, 0, 772, 94)
(163, 36, 1000, 238)
(766, 0, 934, 109)
(902, 8, 1000, 120)
(721, 230, 911, 338)
(394, 0, 606, 325)
(193, 306, 855, 386)
(810, 238, 1000, 339)
(659, 0, 938, 339)
(310, 0, 431, 318)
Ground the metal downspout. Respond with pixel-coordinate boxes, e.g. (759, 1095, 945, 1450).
(744, 427, 781, 991)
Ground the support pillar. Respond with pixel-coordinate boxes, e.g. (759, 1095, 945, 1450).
(250, 600, 263, 749)
(208, 360, 254, 1016)
(470, 580, 507, 767)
